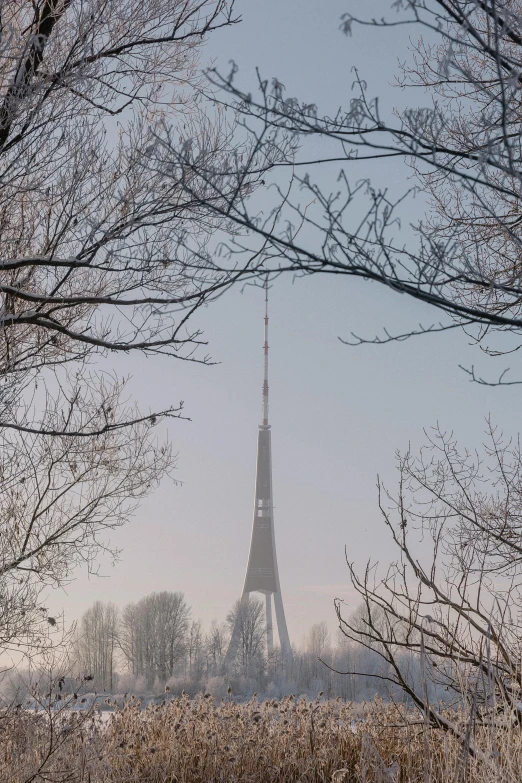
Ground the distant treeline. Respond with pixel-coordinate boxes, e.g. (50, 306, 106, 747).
(23, 592, 443, 704)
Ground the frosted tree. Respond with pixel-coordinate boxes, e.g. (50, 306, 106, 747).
(226, 597, 266, 678)
(0, 0, 238, 658)
(337, 423, 522, 756)
(119, 591, 191, 684)
(75, 601, 119, 690)
(0, 0, 239, 375)
(156, 0, 522, 383)
(0, 380, 173, 661)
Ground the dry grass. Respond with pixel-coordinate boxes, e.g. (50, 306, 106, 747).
(1, 696, 522, 782)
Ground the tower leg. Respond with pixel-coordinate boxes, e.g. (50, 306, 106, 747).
(265, 593, 274, 656)
(274, 590, 293, 662)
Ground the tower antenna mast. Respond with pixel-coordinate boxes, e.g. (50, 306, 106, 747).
(262, 277, 269, 427)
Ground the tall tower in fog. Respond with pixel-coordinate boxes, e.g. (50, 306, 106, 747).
(224, 282, 292, 665)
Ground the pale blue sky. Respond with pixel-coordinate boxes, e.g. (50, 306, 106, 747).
(56, 0, 521, 643)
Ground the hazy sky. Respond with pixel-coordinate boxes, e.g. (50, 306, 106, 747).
(56, 0, 522, 645)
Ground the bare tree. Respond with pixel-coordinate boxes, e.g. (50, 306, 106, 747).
(74, 601, 119, 690)
(305, 622, 331, 659)
(335, 421, 522, 757)
(0, 0, 243, 455)
(119, 591, 191, 684)
(204, 620, 228, 674)
(0, 0, 240, 660)
(0, 378, 172, 661)
(154, 0, 522, 383)
(0, 0, 239, 381)
(226, 597, 265, 677)
(187, 619, 205, 680)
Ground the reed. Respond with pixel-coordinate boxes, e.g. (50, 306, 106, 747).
(1, 695, 522, 782)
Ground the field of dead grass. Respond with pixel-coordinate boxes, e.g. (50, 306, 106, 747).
(1, 695, 521, 782)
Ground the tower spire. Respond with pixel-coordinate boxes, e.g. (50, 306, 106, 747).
(262, 278, 269, 427)
(223, 281, 293, 669)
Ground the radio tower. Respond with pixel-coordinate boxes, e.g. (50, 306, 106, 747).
(224, 281, 292, 666)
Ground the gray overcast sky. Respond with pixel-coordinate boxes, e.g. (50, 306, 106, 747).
(56, 0, 521, 644)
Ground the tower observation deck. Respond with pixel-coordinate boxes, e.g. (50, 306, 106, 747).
(224, 282, 292, 665)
